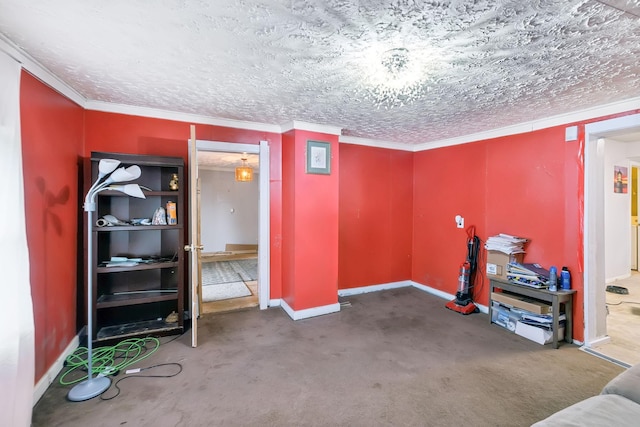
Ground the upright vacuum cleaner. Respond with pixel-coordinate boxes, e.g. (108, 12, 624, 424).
(445, 226, 480, 315)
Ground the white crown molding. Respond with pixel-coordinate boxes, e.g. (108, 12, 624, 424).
(279, 120, 342, 136)
(0, 34, 86, 107)
(339, 135, 415, 152)
(414, 96, 640, 152)
(6, 33, 639, 152)
(86, 100, 282, 133)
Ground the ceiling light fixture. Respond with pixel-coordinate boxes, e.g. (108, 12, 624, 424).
(361, 47, 427, 109)
(235, 155, 253, 182)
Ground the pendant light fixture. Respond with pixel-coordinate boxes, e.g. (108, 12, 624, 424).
(235, 154, 253, 182)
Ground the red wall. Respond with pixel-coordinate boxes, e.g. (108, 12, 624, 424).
(413, 140, 488, 294)
(20, 97, 285, 384)
(20, 67, 640, 383)
(339, 144, 413, 288)
(20, 71, 84, 381)
(281, 131, 295, 305)
(281, 130, 340, 310)
(83, 111, 284, 300)
(412, 126, 583, 339)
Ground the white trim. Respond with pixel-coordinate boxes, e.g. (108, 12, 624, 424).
(33, 335, 79, 405)
(410, 281, 488, 314)
(339, 135, 415, 152)
(584, 113, 640, 347)
(87, 100, 282, 134)
(280, 120, 342, 135)
(280, 300, 341, 320)
(258, 140, 270, 310)
(585, 335, 612, 348)
(411, 281, 456, 301)
(193, 139, 270, 310)
(414, 97, 640, 152)
(195, 140, 259, 154)
(338, 280, 412, 297)
(338, 280, 489, 314)
(606, 273, 631, 283)
(269, 299, 282, 307)
(474, 303, 489, 314)
(0, 34, 86, 107)
(4, 33, 640, 154)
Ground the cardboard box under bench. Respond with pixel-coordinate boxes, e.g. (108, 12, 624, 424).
(491, 301, 565, 345)
(486, 251, 524, 280)
(491, 291, 552, 315)
(515, 321, 565, 345)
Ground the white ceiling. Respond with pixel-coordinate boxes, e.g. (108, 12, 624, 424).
(1, 0, 640, 147)
(198, 151, 259, 170)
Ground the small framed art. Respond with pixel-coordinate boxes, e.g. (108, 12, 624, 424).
(306, 140, 331, 175)
(614, 165, 628, 194)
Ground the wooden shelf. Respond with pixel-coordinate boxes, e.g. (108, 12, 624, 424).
(96, 260, 178, 273)
(99, 190, 180, 197)
(86, 151, 185, 343)
(96, 319, 181, 342)
(96, 291, 178, 308)
(94, 225, 182, 232)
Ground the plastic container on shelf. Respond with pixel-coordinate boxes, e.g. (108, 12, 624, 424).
(561, 267, 571, 290)
(548, 266, 558, 292)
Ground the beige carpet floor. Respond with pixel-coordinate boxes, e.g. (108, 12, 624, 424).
(33, 287, 625, 427)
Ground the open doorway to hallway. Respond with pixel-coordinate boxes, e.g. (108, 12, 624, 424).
(601, 272, 640, 366)
(584, 115, 640, 367)
(197, 150, 260, 314)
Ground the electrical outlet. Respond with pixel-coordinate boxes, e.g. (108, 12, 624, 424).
(455, 215, 464, 228)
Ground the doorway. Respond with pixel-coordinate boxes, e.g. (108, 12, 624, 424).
(584, 113, 640, 366)
(198, 152, 260, 314)
(189, 140, 270, 320)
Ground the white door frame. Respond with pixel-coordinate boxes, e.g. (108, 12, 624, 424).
(195, 139, 270, 310)
(584, 113, 640, 347)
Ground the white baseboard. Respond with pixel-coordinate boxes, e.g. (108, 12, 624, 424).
(410, 280, 489, 314)
(606, 273, 631, 283)
(268, 298, 281, 307)
(33, 334, 79, 405)
(411, 281, 456, 301)
(280, 300, 341, 320)
(586, 335, 612, 348)
(338, 280, 412, 297)
(338, 280, 489, 314)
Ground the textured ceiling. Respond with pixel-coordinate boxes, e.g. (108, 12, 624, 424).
(1, 0, 640, 146)
(197, 152, 259, 170)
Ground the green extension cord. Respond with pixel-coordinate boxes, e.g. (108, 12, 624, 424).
(59, 337, 160, 385)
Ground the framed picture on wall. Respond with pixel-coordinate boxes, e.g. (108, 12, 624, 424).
(306, 140, 331, 175)
(614, 165, 628, 194)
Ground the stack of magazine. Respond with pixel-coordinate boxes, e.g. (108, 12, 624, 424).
(519, 312, 566, 330)
(484, 233, 528, 255)
(506, 263, 551, 288)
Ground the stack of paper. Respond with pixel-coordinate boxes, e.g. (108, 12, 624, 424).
(103, 256, 150, 267)
(506, 263, 550, 288)
(519, 312, 566, 330)
(484, 233, 528, 255)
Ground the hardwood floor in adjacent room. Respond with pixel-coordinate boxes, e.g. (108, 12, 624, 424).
(201, 280, 259, 315)
(591, 272, 640, 366)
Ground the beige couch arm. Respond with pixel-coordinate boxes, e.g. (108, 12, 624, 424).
(601, 363, 640, 405)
